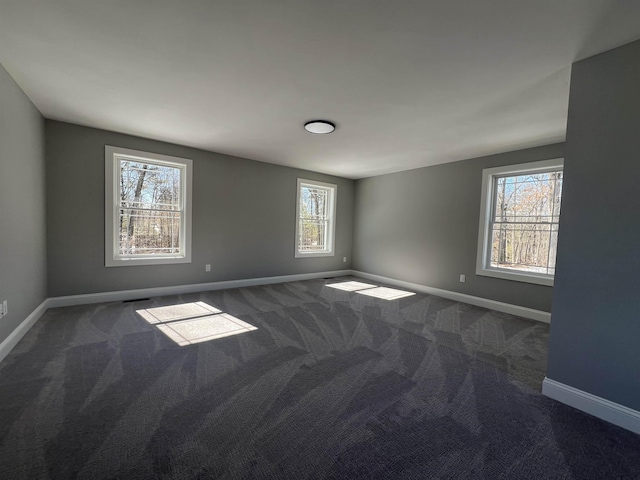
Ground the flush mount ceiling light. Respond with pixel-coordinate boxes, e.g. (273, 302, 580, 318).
(304, 120, 335, 134)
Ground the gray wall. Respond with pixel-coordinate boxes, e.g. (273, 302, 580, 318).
(353, 144, 564, 312)
(547, 40, 640, 410)
(46, 121, 354, 297)
(0, 63, 47, 345)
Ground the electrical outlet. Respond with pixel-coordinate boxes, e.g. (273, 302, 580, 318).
(459, 274, 466, 283)
(0, 300, 6, 318)
(343, 257, 347, 263)
(205, 264, 211, 272)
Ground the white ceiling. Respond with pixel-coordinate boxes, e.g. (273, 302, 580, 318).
(1, 1, 640, 179)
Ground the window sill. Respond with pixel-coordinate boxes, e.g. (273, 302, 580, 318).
(476, 267, 554, 286)
(106, 256, 191, 267)
(295, 251, 335, 258)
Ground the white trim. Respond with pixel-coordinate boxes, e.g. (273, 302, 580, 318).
(476, 158, 564, 287)
(47, 270, 352, 308)
(542, 377, 640, 435)
(0, 300, 49, 364)
(351, 270, 551, 323)
(105, 145, 193, 267)
(295, 178, 337, 258)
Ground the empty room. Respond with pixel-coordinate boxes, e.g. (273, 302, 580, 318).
(2, 1, 640, 478)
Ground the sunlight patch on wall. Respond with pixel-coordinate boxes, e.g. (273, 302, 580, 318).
(355, 286, 415, 300)
(137, 302, 256, 346)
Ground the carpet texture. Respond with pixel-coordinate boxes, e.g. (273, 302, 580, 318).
(1, 276, 639, 479)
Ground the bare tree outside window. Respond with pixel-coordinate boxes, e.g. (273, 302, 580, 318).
(299, 186, 329, 252)
(118, 160, 182, 255)
(490, 170, 563, 275)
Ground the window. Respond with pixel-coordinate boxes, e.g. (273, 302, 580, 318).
(295, 178, 337, 257)
(105, 146, 192, 267)
(476, 158, 563, 286)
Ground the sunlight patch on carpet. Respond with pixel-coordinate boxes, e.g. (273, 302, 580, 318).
(137, 301, 222, 324)
(356, 286, 415, 300)
(137, 302, 257, 346)
(326, 281, 377, 292)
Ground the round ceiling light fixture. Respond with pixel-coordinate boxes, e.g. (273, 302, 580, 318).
(304, 120, 335, 134)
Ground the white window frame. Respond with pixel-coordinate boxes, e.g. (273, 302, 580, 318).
(105, 146, 193, 267)
(476, 158, 563, 286)
(295, 178, 337, 258)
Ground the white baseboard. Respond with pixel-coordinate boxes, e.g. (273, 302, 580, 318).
(350, 270, 551, 323)
(47, 270, 352, 308)
(542, 377, 640, 435)
(3, 269, 547, 366)
(0, 299, 49, 364)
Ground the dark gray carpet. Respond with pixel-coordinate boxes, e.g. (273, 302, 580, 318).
(1, 276, 639, 479)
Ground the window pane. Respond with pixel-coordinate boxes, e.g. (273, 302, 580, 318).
(493, 171, 562, 224)
(119, 160, 181, 210)
(119, 209, 181, 255)
(490, 223, 557, 274)
(300, 186, 328, 220)
(298, 219, 327, 252)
